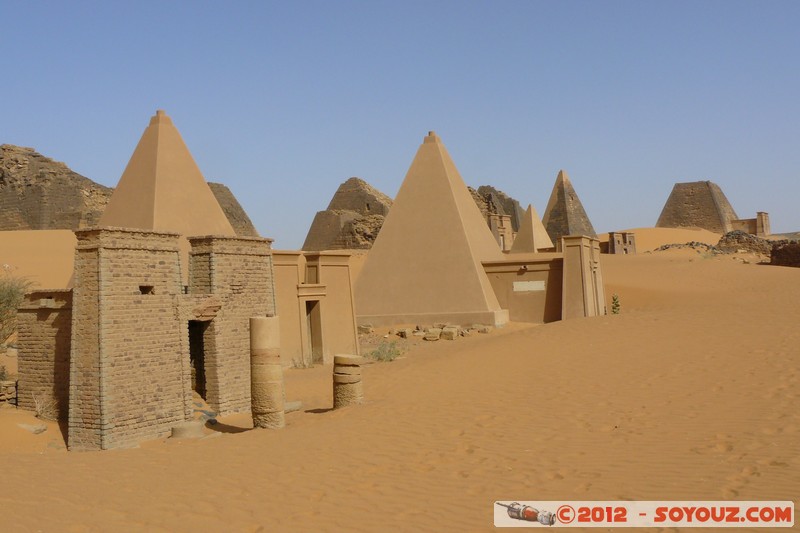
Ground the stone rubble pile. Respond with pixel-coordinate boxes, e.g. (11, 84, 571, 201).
(0, 380, 17, 404)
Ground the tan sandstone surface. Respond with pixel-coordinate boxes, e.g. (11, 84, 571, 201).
(0, 227, 798, 531)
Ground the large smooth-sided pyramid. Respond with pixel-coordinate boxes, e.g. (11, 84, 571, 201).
(354, 131, 508, 327)
(509, 204, 554, 253)
(99, 110, 235, 237)
(542, 169, 596, 243)
(656, 181, 738, 234)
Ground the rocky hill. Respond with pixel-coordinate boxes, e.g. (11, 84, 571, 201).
(0, 144, 112, 230)
(0, 144, 257, 237)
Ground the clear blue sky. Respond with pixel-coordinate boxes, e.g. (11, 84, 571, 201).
(3, 1, 799, 247)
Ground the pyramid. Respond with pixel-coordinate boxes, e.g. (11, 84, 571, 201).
(509, 204, 554, 253)
(656, 181, 738, 234)
(354, 131, 508, 327)
(99, 110, 235, 237)
(542, 169, 596, 243)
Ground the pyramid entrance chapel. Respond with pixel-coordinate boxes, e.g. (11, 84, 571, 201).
(15, 110, 359, 450)
(355, 132, 606, 327)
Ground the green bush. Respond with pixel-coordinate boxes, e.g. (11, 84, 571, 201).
(1, 264, 33, 344)
(369, 341, 401, 362)
(611, 294, 621, 315)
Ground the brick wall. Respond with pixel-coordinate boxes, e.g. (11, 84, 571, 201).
(69, 228, 190, 451)
(771, 242, 800, 268)
(188, 236, 276, 416)
(14, 227, 279, 451)
(68, 239, 103, 450)
(16, 290, 72, 417)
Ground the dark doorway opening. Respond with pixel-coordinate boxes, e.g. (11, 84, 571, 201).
(305, 300, 323, 364)
(189, 320, 209, 400)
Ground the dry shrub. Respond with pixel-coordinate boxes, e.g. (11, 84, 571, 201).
(32, 392, 57, 420)
(1, 264, 32, 345)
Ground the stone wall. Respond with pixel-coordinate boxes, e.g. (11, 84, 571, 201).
(16, 290, 72, 418)
(11, 227, 278, 450)
(656, 181, 739, 233)
(68, 232, 103, 449)
(188, 236, 276, 415)
(0, 380, 16, 404)
(69, 228, 189, 451)
(771, 242, 800, 267)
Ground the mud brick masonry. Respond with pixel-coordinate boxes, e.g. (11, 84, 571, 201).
(16, 290, 73, 415)
(17, 227, 275, 450)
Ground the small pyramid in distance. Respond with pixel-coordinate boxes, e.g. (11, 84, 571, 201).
(542, 169, 596, 243)
(354, 131, 508, 327)
(509, 204, 554, 253)
(99, 109, 235, 237)
(656, 180, 738, 233)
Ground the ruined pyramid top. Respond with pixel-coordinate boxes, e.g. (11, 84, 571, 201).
(326, 176, 393, 216)
(656, 180, 739, 234)
(354, 130, 507, 326)
(509, 204, 554, 253)
(477, 185, 525, 232)
(542, 169, 596, 243)
(99, 110, 235, 237)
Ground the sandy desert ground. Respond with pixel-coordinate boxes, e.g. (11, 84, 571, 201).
(1, 228, 798, 532)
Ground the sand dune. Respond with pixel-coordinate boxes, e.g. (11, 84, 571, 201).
(0, 230, 75, 289)
(2, 247, 799, 531)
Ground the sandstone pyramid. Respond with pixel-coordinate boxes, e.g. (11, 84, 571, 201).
(509, 204, 554, 253)
(656, 181, 738, 234)
(207, 182, 259, 237)
(354, 131, 508, 327)
(99, 110, 235, 237)
(542, 169, 596, 243)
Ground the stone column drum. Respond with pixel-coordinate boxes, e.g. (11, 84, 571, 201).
(250, 316, 285, 428)
(333, 355, 363, 408)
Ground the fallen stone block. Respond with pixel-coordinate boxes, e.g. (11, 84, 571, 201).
(18, 423, 47, 435)
(357, 324, 374, 334)
(441, 327, 459, 340)
(171, 420, 206, 439)
(397, 328, 414, 339)
(424, 328, 442, 341)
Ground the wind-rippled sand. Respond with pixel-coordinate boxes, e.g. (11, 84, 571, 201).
(2, 229, 798, 532)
